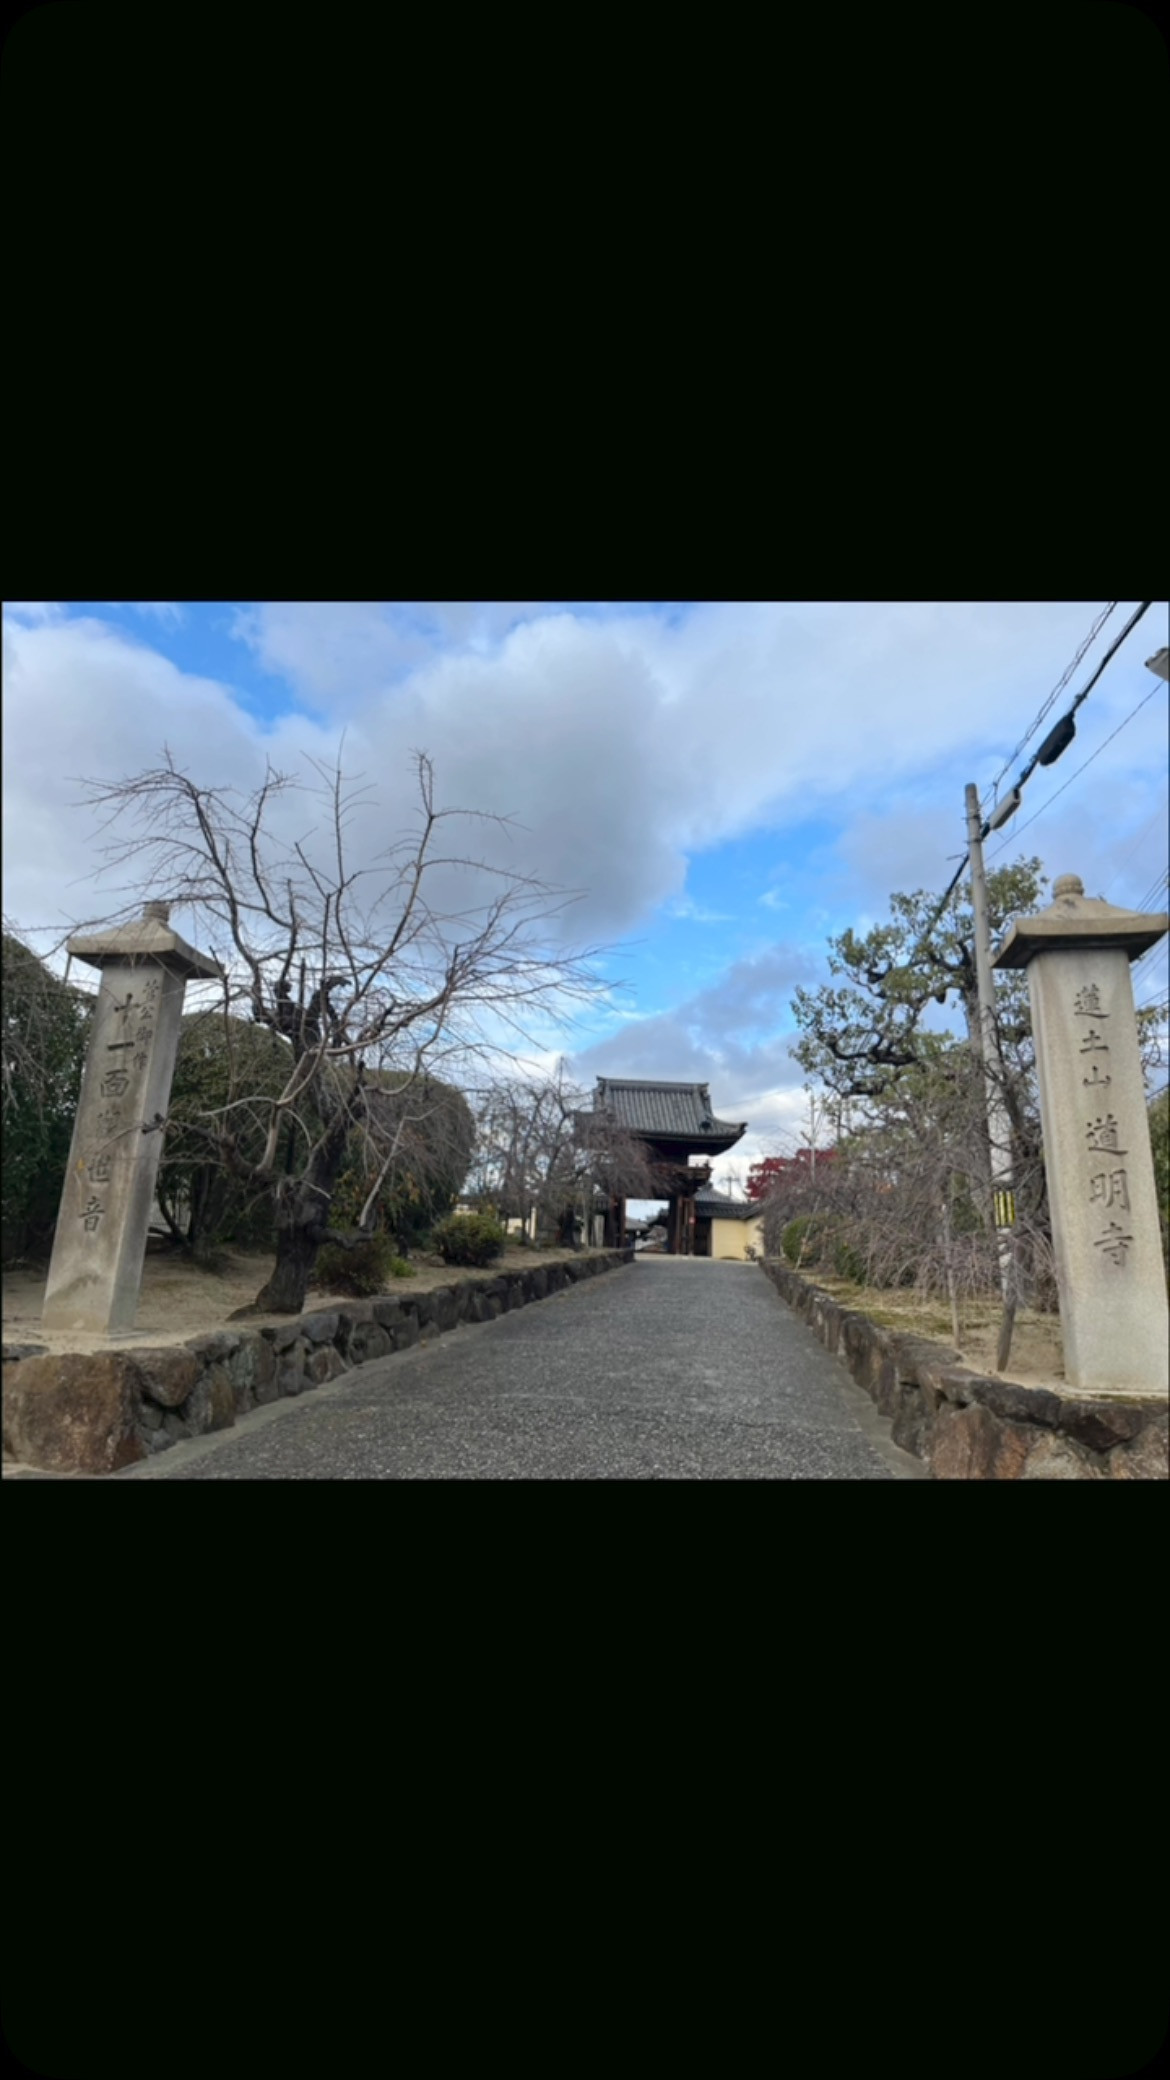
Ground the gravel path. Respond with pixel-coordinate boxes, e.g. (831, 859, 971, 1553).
(115, 1258, 926, 1480)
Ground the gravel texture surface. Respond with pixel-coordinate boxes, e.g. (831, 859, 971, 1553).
(113, 1258, 924, 1480)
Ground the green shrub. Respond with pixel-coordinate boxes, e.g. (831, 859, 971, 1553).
(431, 1211, 506, 1267)
(781, 1212, 852, 1270)
(313, 1232, 397, 1296)
(781, 1215, 816, 1265)
(832, 1235, 867, 1283)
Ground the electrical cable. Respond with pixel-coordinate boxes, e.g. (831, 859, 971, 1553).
(1133, 867, 1170, 912)
(981, 601, 1154, 839)
(981, 602, 1117, 813)
(987, 679, 1164, 861)
(899, 855, 969, 980)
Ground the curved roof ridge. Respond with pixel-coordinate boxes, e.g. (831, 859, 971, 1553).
(590, 1076, 747, 1149)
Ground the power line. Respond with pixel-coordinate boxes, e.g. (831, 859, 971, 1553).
(1133, 945, 1168, 984)
(982, 601, 1154, 839)
(900, 856, 970, 977)
(987, 679, 1164, 861)
(855, 603, 1159, 995)
(1133, 867, 1170, 913)
(981, 602, 1117, 813)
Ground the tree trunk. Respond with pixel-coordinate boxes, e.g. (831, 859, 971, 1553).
(251, 1110, 350, 1313)
(252, 1213, 322, 1315)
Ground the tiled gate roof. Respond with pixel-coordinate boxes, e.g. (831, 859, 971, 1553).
(589, 1078, 746, 1148)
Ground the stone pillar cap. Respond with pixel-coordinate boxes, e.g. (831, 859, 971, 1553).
(65, 903, 222, 982)
(993, 874, 1169, 969)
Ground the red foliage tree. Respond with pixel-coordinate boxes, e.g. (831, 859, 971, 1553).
(746, 1149, 836, 1200)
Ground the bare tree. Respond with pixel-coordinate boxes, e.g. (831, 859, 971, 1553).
(761, 1045, 1058, 1354)
(466, 1067, 581, 1236)
(74, 748, 608, 1312)
(467, 1063, 659, 1245)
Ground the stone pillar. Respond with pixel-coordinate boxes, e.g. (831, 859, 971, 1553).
(42, 903, 222, 1337)
(994, 875, 1168, 1395)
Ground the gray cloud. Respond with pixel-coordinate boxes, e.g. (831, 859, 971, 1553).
(6, 598, 1165, 1015)
(572, 939, 817, 1122)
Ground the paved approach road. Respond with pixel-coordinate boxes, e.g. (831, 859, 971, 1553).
(117, 1257, 926, 1480)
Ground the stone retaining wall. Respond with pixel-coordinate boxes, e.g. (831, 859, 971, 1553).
(3, 1249, 634, 1476)
(759, 1259, 1168, 1480)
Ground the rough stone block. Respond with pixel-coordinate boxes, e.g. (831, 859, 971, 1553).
(301, 1311, 340, 1346)
(930, 1403, 1015, 1480)
(969, 1375, 1066, 1432)
(872, 1352, 899, 1418)
(890, 1386, 928, 1461)
(430, 1288, 459, 1334)
(1019, 1432, 1108, 1480)
(937, 1367, 979, 1409)
(906, 1354, 951, 1416)
(350, 1322, 390, 1364)
(185, 1331, 242, 1365)
(276, 1338, 309, 1395)
(181, 1376, 214, 1435)
(1106, 1415, 1169, 1479)
(838, 1314, 869, 1381)
(132, 1346, 202, 1410)
(306, 1344, 347, 1385)
(253, 1339, 276, 1394)
(390, 1316, 420, 1350)
(372, 1297, 406, 1329)
(224, 1339, 257, 1412)
(2, 1350, 147, 1474)
(1056, 1398, 1149, 1455)
(204, 1364, 236, 1432)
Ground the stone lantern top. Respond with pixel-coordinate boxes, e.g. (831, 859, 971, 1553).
(65, 901, 222, 982)
(993, 874, 1169, 971)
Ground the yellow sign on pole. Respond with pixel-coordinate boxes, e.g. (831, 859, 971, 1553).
(994, 1189, 1016, 1229)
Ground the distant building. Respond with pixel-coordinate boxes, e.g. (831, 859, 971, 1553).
(575, 1078, 747, 1254)
(693, 1185, 764, 1261)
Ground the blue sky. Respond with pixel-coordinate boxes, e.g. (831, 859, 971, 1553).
(4, 600, 1167, 1193)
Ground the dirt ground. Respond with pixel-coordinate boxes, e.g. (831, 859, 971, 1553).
(1, 1241, 595, 1357)
(806, 1273, 1064, 1388)
(2, 1243, 1065, 1387)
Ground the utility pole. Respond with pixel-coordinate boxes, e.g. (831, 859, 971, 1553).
(965, 782, 1019, 1367)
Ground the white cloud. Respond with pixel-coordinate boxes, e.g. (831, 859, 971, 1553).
(5, 600, 1165, 1142)
(666, 896, 736, 924)
(4, 602, 65, 623)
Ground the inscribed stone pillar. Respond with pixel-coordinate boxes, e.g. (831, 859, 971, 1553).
(993, 875, 1168, 1395)
(42, 903, 222, 1337)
